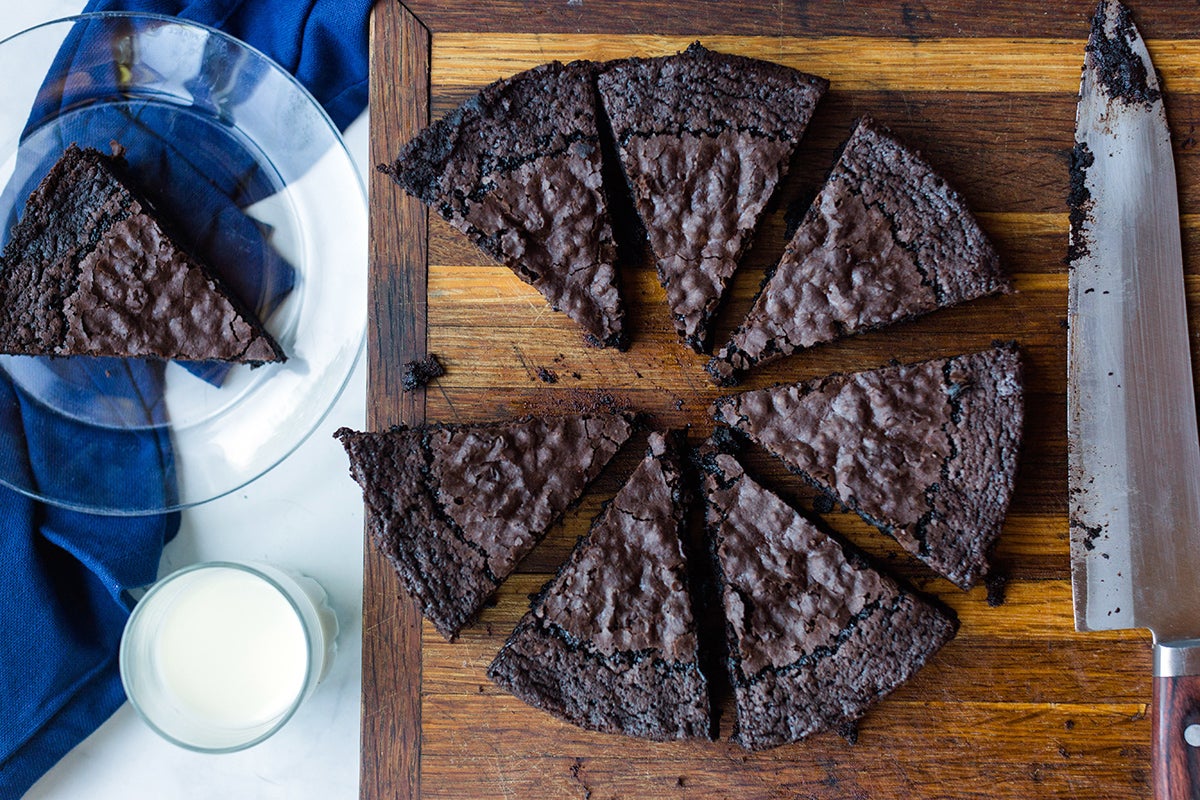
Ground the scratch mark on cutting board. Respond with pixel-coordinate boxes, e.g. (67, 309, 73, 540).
(674, 354, 701, 401)
(569, 757, 593, 800)
(484, 739, 516, 800)
(529, 302, 551, 327)
(436, 382, 462, 422)
(512, 344, 536, 381)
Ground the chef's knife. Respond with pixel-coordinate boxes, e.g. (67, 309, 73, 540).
(1068, 1, 1200, 797)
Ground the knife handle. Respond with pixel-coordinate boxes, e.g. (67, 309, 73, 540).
(1153, 670, 1200, 799)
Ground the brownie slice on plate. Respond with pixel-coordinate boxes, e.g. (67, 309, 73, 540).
(335, 412, 634, 639)
(0, 144, 283, 363)
(598, 43, 827, 353)
(380, 61, 626, 349)
(488, 431, 711, 741)
(699, 447, 957, 750)
(713, 345, 1024, 590)
(707, 117, 1010, 385)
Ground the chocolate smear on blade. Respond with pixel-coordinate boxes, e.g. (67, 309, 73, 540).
(1086, 0, 1161, 108)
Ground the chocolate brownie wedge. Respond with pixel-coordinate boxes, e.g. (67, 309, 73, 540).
(488, 431, 710, 741)
(707, 117, 1010, 385)
(335, 412, 633, 639)
(713, 345, 1024, 590)
(597, 43, 827, 353)
(380, 61, 625, 348)
(699, 446, 957, 750)
(0, 145, 283, 363)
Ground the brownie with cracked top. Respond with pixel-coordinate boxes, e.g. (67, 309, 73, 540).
(699, 446, 957, 750)
(380, 61, 626, 349)
(488, 431, 711, 741)
(335, 412, 633, 639)
(597, 43, 827, 353)
(0, 144, 283, 363)
(713, 345, 1024, 590)
(707, 117, 1010, 385)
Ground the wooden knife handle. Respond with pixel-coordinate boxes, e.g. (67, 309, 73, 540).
(1153, 674, 1200, 799)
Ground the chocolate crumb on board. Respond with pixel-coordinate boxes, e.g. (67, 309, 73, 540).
(812, 492, 838, 515)
(401, 353, 445, 391)
(985, 569, 1009, 608)
(536, 366, 559, 383)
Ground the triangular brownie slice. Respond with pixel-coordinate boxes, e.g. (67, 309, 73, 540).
(488, 432, 710, 741)
(598, 44, 827, 353)
(713, 346, 1024, 589)
(0, 145, 284, 363)
(335, 412, 634, 639)
(380, 61, 626, 348)
(707, 117, 1009, 385)
(699, 446, 957, 750)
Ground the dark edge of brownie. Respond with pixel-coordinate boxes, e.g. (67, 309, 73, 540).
(710, 344, 1025, 590)
(379, 61, 628, 351)
(488, 615, 711, 741)
(0, 145, 134, 352)
(596, 42, 829, 146)
(693, 437, 959, 748)
(378, 61, 599, 209)
(705, 116, 1010, 387)
(487, 429, 713, 741)
(841, 117, 1009, 305)
(334, 426, 497, 640)
(98, 146, 287, 365)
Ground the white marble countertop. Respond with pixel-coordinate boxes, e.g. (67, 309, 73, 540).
(6, 3, 367, 798)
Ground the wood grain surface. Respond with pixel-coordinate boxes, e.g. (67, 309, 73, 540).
(362, 1, 1200, 798)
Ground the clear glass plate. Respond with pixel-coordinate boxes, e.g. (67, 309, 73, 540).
(0, 13, 366, 515)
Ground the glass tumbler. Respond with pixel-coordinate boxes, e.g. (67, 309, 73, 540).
(119, 561, 338, 752)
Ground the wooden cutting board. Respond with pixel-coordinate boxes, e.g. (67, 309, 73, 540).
(363, 2, 1200, 797)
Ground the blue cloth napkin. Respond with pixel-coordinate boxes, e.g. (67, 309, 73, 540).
(0, 2, 369, 797)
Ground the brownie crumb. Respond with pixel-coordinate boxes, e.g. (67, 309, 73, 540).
(401, 353, 445, 391)
(536, 366, 559, 383)
(985, 570, 1010, 607)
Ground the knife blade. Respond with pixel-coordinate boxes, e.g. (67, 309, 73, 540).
(1067, 1, 1200, 796)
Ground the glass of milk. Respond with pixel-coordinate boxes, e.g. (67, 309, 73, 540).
(119, 562, 338, 752)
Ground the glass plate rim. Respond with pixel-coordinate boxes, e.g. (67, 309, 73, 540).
(0, 11, 368, 517)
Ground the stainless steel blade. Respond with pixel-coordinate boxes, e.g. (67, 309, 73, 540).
(1068, 0, 1200, 641)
